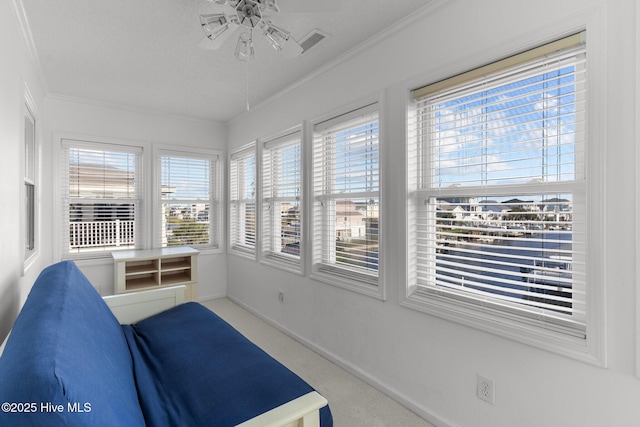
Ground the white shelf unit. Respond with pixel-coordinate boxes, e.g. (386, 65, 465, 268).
(113, 247, 199, 302)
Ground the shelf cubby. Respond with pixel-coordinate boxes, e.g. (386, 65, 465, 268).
(113, 247, 199, 302)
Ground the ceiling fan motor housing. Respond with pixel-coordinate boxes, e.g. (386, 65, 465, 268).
(237, 0, 262, 28)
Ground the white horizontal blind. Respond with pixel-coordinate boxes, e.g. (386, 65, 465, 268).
(262, 132, 302, 267)
(62, 141, 142, 258)
(229, 146, 256, 254)
(421, 49, 586, 188)
(409, 34, 587, 336)
(159, 153, 219, 248)
(313, 104, 380, 284)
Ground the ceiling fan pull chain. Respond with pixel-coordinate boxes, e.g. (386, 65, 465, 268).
(245, 29, 251, 111)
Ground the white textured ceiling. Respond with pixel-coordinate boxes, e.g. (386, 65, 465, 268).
(21, 0, 432, 123)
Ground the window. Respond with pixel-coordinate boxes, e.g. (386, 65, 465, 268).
(23, 103, 37, 265)
(262, 131, 302, 271)
(407, 34, 589, 345)
(229, 144, 256, 256)
(158, 150, 222, 250)
(61, 140, 142, 258)
(312, 103, 381, 294)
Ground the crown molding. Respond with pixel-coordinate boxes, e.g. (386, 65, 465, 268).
(11, 0, 48, 93)
(46, 93, 228, 127)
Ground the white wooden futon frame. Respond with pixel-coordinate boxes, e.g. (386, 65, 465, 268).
(103, 286, 327, 427)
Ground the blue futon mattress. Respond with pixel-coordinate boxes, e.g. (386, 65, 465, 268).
(122, 302, 333, 426)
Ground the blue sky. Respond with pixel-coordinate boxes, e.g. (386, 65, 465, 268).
(161, 156, 211, 201)
(432, 64, 579, 189)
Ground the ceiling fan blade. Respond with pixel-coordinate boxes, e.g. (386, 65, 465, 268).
(199, 36, 224, 50)
(280, 37, 303, 58)
(277, 0, 342, 13)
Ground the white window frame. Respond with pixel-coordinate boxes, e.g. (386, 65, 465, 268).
(403, 28, 606, 366)
(311, 102, 384, 299)
(229, 143, 257, 259)
(59, 138, 145, 261)
(22, 87, 39, 275)
(260, 129, 304, 274)
(155, 147, 223, 253)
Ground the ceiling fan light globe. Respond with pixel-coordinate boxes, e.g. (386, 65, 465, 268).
(235, 32, 255, 62)
(263, 22, 290, 51)
(200, 13, 230, 40)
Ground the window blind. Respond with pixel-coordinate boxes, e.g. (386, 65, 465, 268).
(408, 34, 587, 336)
(229, 146, 256, 254)
(159, 153, 220, 248)
(313, 105, 380, 285)
(62, 141, 142, 258)
(262, 132, 302, 267)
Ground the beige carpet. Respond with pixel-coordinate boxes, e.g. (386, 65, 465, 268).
(201, 298, 434, 427)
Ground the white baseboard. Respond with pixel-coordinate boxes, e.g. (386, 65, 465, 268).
(197, 291, 227, 303)
(226, 295, 458, 427)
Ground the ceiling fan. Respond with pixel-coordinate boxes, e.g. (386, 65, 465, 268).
(198, 0, 341, 61)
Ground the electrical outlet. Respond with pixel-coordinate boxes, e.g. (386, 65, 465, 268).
(477, 375, 495, 404)
(278, 291, 284, 303)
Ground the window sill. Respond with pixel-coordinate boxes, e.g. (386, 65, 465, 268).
(401, 288, 604, 367)
(310, 266, 384, 300)
(260, 254, 303, 275)
(229, 245, 256, 261)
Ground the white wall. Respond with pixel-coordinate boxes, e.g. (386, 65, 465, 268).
(3, 0, 639, 424)
(226, 0, 640, 426)
(0, 1, 48, 344)
(43, 97, 229, 300)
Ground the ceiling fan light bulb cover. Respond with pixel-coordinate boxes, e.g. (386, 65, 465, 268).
(263, 22, 290, 51)
(200, 13, 230, 40)
(235, 32, 255, 61)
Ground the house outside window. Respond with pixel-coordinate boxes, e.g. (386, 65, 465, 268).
(229, 144, 257, 257)
(61, 140, 142, 259)
(312, 103, 381, 297)
(158, 150, 222, 250)
(406, 32, 599, 360)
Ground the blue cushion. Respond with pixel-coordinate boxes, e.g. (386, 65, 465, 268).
(123, 302, 333, 427)
(0, 261, 145, 427)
